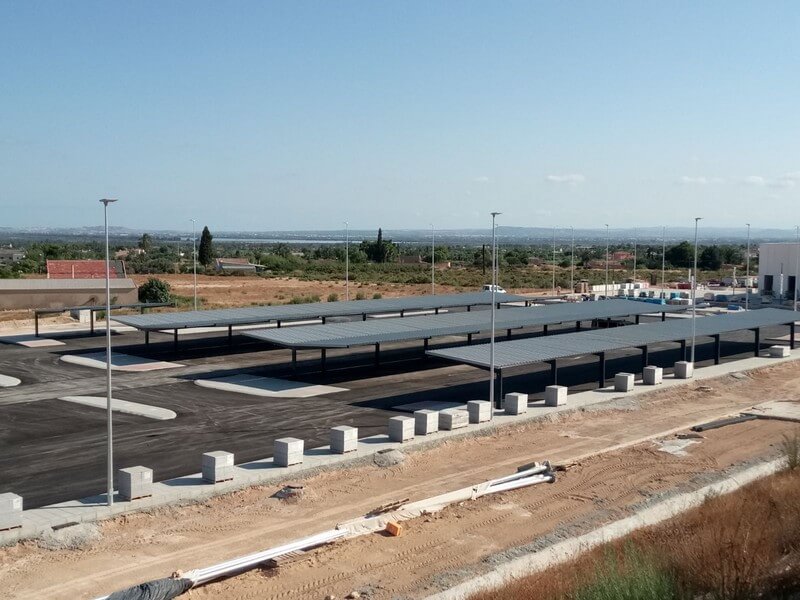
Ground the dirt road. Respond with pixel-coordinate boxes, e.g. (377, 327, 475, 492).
(2, 361, 798, 600)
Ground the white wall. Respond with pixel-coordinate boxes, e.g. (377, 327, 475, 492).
(758, 243, 800, 297)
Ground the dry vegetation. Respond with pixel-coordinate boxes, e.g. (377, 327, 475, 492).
(472, 435, 800, 600)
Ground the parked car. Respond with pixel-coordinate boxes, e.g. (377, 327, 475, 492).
(482, 284, 507, 294)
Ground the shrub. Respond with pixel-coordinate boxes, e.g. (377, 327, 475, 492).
(327, 293, 339, 302)
(138, 277, 172, 304)
(782, 430, 800, 471)
(355, 292, 366, 300)
(574, 546, 683, 600)
(373, 292, 382, 299)
(289, 294, 321, 305)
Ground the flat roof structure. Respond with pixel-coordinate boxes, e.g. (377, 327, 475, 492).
(113, 292, 529, 348)
(244, 299, 685, 350)
(428, 308, 798, 399)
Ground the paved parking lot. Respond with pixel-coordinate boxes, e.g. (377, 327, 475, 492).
(0, 316, 783, 507)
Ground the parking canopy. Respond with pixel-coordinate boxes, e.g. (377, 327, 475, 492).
(244, 299, 685, 349)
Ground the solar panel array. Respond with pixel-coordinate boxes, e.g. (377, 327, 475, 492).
(112, 291, 527, 331)
(427, 308, 797, 370)
(244, 299, 685, 348)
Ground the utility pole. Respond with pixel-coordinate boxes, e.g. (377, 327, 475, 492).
(489, 212, 501, 416)
(691, 217, 702, 365)
(344, 221, 349, 301)
(661, 226, 667, 299)
(570, 226, 575, 293)
(745, 224, 750, 311)
(431, 223, 435, 296)
(604, 224, 610, 299)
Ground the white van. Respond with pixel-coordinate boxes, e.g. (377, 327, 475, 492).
(482, 284, 507, 294)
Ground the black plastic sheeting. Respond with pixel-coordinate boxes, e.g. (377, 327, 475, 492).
(106, 577, 193, 600)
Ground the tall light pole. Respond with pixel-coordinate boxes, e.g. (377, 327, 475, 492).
(431, 223, 435, 296)
(745, 224, 751, 311)
(489, 212, 501, 415)
(690, 217, 702, 365)
(344, 221, 350, 301)
(570, 226, 575, 293)
(100, 198, 118, 507)
(604, 224, 610, 298)
(190, 218, 197, 311)
(661, 226, 667, 298)
(552, 227, 556, 295)
(632, 229, 637, 287)
(795, 226, 799, 312)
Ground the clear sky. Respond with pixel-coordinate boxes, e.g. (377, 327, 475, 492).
(1, 1, 798, 232)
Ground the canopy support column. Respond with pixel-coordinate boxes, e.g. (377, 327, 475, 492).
(375, 343, 380, 367)
(713, 334, 721, 364)
(753, 327, 761, 357)
(597, 352, 606, 388)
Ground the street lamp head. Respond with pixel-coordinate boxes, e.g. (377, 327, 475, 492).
(695, 217, 702, 222)
(490, 211, 502, 217)
(99, 198, 118, 206)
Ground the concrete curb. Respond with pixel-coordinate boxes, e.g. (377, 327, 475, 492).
(425, 458, 786, 600)
(1, 352, 798, 546)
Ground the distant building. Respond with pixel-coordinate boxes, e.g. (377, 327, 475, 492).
(215, 258, 257, 273)
(46, 259, 126, 279)
(758, 243, 799, 299)
(0, 248, 25, 265)
(0, 278, 138, 310)
(114, 248, 145, 260)
(612, 251, 633, 261)
(397, 255, 423, 265)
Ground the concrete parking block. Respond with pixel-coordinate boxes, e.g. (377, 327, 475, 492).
(0, 493, 22, 531)
(439, 408, 469, 431)
(674, 361, 694, 379)
(202, 451, 235, 483)
(118, 466, 153, 501)
(274, 438, 304, 467)
(545, 385, 567, 407)
(768, 345, 791, 358)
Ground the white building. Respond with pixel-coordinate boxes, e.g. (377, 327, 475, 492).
(758, 243, 800, 299)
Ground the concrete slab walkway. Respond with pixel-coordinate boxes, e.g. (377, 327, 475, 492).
(58, 396, 177, 420)
(60, 352, 184, 372)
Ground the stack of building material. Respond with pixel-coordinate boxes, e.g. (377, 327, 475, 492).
(439, 408, 469, 430)
(414, 409, 439, 435)
(274, 438, 304, 467)
(614, 373, 634, 392)
(467, 400, 491, 423)
(545, 385, 567, 407)
(202, 451, 235, 483)
(331, 425, 358, 454)
(118, 466, 153, 501)
(643, 366, 663, 385)
(0, 493, 22, 531)
(389, 416, 415, 442)
(504, 392, 528, 415)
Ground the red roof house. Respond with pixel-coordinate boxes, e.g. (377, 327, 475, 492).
(46, 260, 127, 279)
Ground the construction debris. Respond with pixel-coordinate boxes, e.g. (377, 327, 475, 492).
(691, 415, 758, 432)
(385, 522, 403, 537)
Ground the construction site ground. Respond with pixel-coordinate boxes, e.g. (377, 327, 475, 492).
(1, 360, 798, 600)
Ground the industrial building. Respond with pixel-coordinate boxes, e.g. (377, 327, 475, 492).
(757, 242, 800, 300)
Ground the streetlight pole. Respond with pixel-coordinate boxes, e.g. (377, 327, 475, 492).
(632, 229, 637, 286)
(691, 217, 702, 365)
(604, 224, 610, 299)
(431, 223, 435, 296)
(552, 227, 556, 295)
(344, 221, 349, 301)
(100, 198, 118, 507)
(745, 224, 751, 311)
(190, 218, 197, 311)
(661, 226, 666, 298)
(570, 226, 575, 293)
(795, 226, 799, 312)
(489, 212, 501, 415)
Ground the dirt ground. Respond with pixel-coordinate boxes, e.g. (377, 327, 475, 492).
(1, 361, 799, 600)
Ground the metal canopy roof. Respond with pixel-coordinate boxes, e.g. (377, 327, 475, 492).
(243, 299, 685, 349)
(427, 308, 797, 370)
(112, 291, 527, 331)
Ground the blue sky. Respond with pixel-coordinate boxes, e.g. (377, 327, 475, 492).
(1, 1, 798, 232)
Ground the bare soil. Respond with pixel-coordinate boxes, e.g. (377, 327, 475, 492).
(1, 361, 799, 600)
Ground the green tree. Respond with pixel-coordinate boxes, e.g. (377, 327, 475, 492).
(699, 245, 723, 270)
(138, 277, 172, 303)
(138, 233, 152, 253)
(198, 226, 214, 267)
(361, 228, 397, 263)
(664, 241, 694, 268)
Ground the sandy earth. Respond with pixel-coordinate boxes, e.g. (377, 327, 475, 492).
(1, 361, 799, 600)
